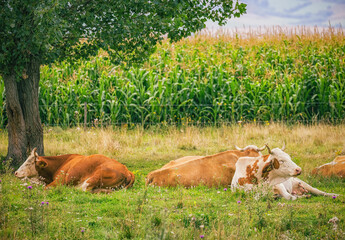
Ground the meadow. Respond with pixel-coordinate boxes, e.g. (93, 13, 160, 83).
(0, 26, 345, 128)
(1, 26, 345, 239)
(0, 124, 345, 239)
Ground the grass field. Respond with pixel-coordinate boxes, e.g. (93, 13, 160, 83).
(1, 124, 345, 239)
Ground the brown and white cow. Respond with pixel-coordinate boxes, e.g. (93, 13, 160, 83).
(231, 144, 338, 200)
(15, 148, 135, 193)
(146, 145, 266, 187)
(231, 144, 302, 190)
(312, 156, 345, 178)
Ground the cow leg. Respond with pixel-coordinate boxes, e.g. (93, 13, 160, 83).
(44, 179, 61, 189)
(78, 177, 92, 191)
(44, 173, 67, 189)
(90, 189, 113, 194)
(274, 183, 297, 200)
(80, 169, 128, 192)
(295, 178, 339, 197)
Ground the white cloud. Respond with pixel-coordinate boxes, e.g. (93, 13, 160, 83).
(207, 0, 345, 29)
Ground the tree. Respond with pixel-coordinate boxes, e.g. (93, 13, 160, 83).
(0, 0, 246, 165)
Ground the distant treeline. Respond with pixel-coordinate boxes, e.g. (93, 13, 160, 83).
(0, 27, 344, 128)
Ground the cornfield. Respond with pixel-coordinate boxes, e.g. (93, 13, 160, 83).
(0, 26, 344, 127)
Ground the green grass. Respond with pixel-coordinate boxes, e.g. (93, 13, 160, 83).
(1, 171, 344, 239)
(1, 124, 345, 239)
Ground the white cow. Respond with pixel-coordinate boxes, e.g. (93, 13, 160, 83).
(231, 144, 338, 200)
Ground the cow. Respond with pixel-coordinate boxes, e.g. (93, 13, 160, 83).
(15, 148, 135, 193)
(146, 144, 266, 187)
(231, 144, 338, 200)
(312, 156, 345, 178)
(231, 144, 301, 191)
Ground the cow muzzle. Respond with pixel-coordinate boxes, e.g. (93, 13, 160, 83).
(14, 171, 25, 178)
(294, 168, 302, 176)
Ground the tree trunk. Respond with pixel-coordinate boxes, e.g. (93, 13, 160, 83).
(4, 58, 44, 166)
(3, 74, 28, 166)
(18, 58, 44, 156)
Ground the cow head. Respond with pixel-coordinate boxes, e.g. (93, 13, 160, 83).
(263, 144, 302, 185)
(15, 148, 39, 179)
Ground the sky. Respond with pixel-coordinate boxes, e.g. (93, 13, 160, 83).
(206, 0, 345, 29)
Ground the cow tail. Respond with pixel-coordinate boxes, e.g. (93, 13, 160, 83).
(145, 173, 154, 185)
(125, 171, 135, 189)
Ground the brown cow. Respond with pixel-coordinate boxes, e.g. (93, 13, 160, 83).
(15, 148, 135, 193)
(146, 145, 266, 187)
(312, 156, 345, 178)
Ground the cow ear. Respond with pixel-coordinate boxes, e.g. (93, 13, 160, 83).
(272, 158, 280, 169)
(262, 162, 273, 178)
(36, 160, 48, 168)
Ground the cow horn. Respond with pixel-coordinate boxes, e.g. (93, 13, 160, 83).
(32, 147, 39, 158)
(31, 147, 37, 155)
(257, 145, 266, 151)
(281, 142, 286, 151)
(265, 144, 272, 154)
(235, 145, 243, 151)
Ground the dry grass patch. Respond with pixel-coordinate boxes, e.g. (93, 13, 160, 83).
(1, 123, 344, 174)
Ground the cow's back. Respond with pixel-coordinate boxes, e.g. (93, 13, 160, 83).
(160, 156, 204, 170)
(312, 156, 345, 178)
(59, 154, 133, 182)
(147, 152, 239, 187)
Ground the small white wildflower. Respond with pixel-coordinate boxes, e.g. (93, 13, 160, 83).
(328, 216, 339, 224)
(328, 216, 339, 231)
(277, 203, 285, 207)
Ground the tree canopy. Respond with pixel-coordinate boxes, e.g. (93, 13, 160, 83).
(0, 0, 246, 75)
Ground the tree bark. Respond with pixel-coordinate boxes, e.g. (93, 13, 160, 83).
(3, 74, 28, 166)
(4, 58, 44, 166)
(18, 58, 44, 156)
